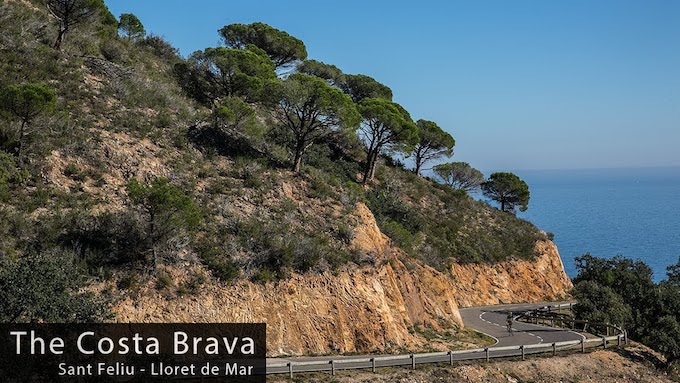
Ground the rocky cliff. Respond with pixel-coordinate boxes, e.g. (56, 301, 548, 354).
(449, 240, 573, 307)
(114, 203, 571, 356)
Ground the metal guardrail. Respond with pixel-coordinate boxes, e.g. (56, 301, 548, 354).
(516, 303, 627, 339)
(267, 303, 628, 377)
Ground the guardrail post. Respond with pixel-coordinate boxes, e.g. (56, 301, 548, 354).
(569, 302, 573, 311)
(581, 338, 585, 353)
(485, 348, 490, 362)
(330, 360, 335, 376)
(624, 330, 628, 345)
(552, 343, 556, 356)
(617, 335, 621, 347)
(602, 337, 607, 349)
(448, 351, 453, 365)
(288, 362, 293, 379)
(371, 358, 376, 373)
(606, 325, 610, 337)
(520, 345, 525, 360)
(411, 354, 416, 370)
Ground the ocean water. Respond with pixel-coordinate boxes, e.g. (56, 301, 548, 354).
(512, 167, 680, 282)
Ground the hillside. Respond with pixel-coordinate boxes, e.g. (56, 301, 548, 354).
(0, 0, 571, 355)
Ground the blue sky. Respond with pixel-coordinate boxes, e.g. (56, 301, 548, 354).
(105, 0, 680, 172)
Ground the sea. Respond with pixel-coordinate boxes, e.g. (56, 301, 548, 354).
(511, 167, 680, 282)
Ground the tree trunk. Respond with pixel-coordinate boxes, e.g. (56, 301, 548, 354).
(362, 149, 374, 185)
(53, 28, 66, 50)
(363, 149, 380, 185)
(292, 141, 305, 173)
(368, 151, 379, 182)
(414, 157, 422, 175)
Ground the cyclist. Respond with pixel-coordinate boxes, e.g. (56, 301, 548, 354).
(506, 311, 514, 336)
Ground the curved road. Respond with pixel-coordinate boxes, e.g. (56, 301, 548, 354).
(267, 301, 584, 374)
(459, 302, 584, 347)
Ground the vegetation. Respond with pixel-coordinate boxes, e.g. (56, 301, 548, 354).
(358, 98, 418, 183)
(411, 119, 455, 175)
(433, 162, 484, 192)
(572, 254, 680, 366)
(126, 177, 201, 272)
(175, 46, 276, 105)
(297, 59, 345, 86)
(481, 172, 530, 213)
(274, 73, 360, 172)
(0, 250, 109, 322)
(118, 13, 145, 39)
(0, 83, 56, 162)
(218, 22, 307, 69)
(0, 0, 549, 322)
(341, 74, 393, 102)
(46, 0, 110, 50)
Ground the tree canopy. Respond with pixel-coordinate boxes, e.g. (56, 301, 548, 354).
(219, 22, 307, 69)
(297, 59, 345, 87)
(118, 13, 145, 39)
(358, 98, 418, 183)
(433, 162, 484, 192)
(0, 83, 56, 162)
(411, 119, 454, 175)
(46, 0, 107, 49)
(274, 73, 360, 172)
(175, 46, 276, 105)
(127, 178, 201, 272)
(572, 254, 680, 364)
(481, 172, 530, 213)
(341, 74, 392, 102)
(212, 97, 257, 134)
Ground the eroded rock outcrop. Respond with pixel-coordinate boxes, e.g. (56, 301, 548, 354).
(449, 240, 573, 307)
(115, 203, 464, 356)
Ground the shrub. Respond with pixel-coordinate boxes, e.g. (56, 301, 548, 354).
(58, 210, 147, 269)
(117, 272, 140, 290)
(99, 39, 128, 63)
(155, 271, 173, 290)
(127, 177, 201, 271)
(194, 235, 240, 283)
(178, 270, 207, 295)
(137, 34, 179, 62)
(0, 250, 110, 322)
(0, 152, 26, 201)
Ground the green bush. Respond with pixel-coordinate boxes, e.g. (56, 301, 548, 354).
(0, 250, 110, 322)
(0, 152, 26, 201)
(572, 255, 680, 365)
(155, 271, 173, 290)
(137, 34, 180, 62)
(117, 272, 140, 290)
(194, 235, 240, 282)
(58, 210, 147, 269)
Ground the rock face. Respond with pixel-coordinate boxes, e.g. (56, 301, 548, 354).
(449, 240, 573, 307)
(116, 257, 464, 356)
(114, 203, 572, 356)
(115, 203, 464, 356)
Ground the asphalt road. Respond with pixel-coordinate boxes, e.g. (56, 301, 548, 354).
(459, 301, 584, 347)
(266, 301, 585, 374)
